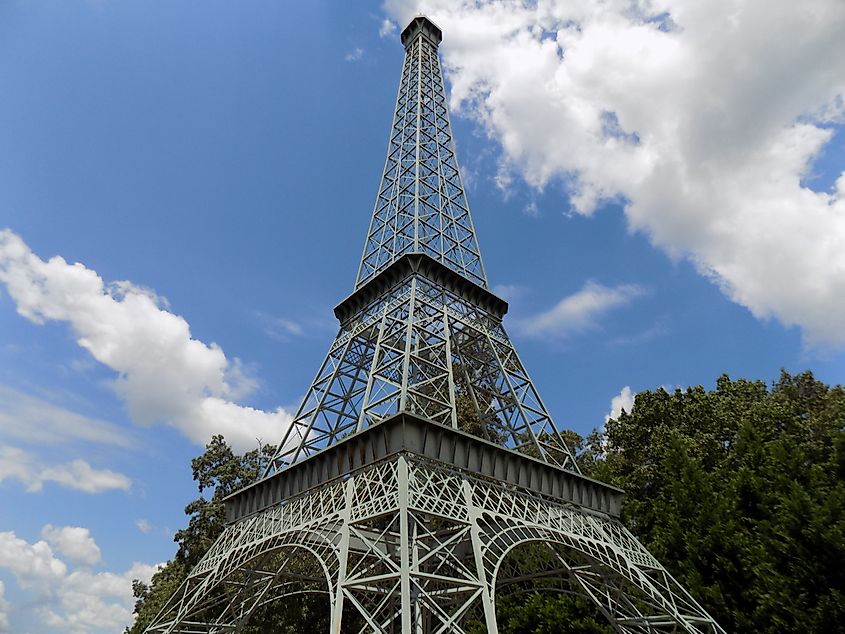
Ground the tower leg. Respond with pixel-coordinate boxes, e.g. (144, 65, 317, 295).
(145, 456, 724, 634)
(398, 456, 413, 634)
(463, 480, 498, 634)
(331, 478, 354, 633)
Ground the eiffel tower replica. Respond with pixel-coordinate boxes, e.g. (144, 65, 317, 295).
(146, 16, 725, 634)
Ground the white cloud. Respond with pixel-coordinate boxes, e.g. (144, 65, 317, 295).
(522, 200, 540, 218)
(491, 283, 528, 303)
(273, 318, 304, 337)
(605, 318, 669, 348)
(254, 311, 305, 342)
(41, 526, 101, 566)
(135, 519, 153, 534)
(0, 531, 67, 591)
(345, 47, 364, 62)
(606, 386, 635, 422)
(41, 562, 159, 633)
(379, 18, 397, 38)
(41, 459, 131, 494)
(0, 230, 293, 452)
(0, 445, 131, 494)
(0, 384, 131, 448)
(384, 0, 845, 347)
(0, 580, 9, 632)
(514, 281, 644, 338)
(0, 529, 160, 633)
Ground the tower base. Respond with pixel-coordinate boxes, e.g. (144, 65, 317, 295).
(145, 418, 724, 633)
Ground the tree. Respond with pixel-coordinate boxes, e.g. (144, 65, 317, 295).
(491, 371, 845, 633)
(128, 436, 360, 633)
(493, 593, 612, 634)
(131, 371, 845, 633)
(581, 370, 845, 633)
(127, 436, 277, 633)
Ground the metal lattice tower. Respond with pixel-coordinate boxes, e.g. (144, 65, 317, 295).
(146, 16, 725, 634)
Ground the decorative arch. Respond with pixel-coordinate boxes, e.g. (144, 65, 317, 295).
(148, 525, 342, 633)
(482, 522, 714, 633)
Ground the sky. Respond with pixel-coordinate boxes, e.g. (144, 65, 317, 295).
(0, 1, 843, 631)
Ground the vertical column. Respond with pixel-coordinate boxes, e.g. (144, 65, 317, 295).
(399, 278, 417, 412)
(443, 307, 458, 429)
(398, 456, 413, 634)
(330, 477, 355, 633)
(413, 38, 421, 251)
(412, 515, 424, 634)
(462, 479, 499, 634)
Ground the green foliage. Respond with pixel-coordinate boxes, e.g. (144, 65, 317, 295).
(578, 370, 845, 633)
(467, 541, 612, 634)
(131, 371, 845, 633)
(494, 594, 612, 634)
(128, 560, 188, 634)
(127, 436, 277, 633)
(456, 392, 508, 442)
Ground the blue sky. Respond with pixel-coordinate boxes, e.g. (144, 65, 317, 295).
(1, 1, 844, 631)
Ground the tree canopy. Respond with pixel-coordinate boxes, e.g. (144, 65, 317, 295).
(130, 370, 845, 633)
(581, 370, 845, 632)
(127, 436, 277, 633)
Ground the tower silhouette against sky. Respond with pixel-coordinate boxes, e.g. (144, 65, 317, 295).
(146, 16, 725, 633)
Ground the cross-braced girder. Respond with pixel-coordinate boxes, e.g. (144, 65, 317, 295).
(145, 455, 724, 633)
(355, 17, 486, 290)
(145, 15, 725, 634)
(266, 268, 579, 475)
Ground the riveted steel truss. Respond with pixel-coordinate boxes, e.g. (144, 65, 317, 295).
(144, 15, 726, 634)
(146, 454, 725, 633)
(355, 17, 486, 290)
(266, 259, 579, 475)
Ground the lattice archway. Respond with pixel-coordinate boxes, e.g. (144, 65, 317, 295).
(231, 544, 335, 631)
(143, 13, 726, 633)
(485, 525, 714, 633)
(148, 534, 340, 633)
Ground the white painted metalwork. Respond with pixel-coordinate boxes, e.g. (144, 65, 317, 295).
(266, 257, 580, 475)
(355, 18, 486, 290)
(144, 15, 725, 633)
(147, 455, 724, 633)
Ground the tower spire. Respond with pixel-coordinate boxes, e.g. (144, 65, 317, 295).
(145, 17, 726, 634)
(400, 15, 442, 48)
(356, 15, 487, 290)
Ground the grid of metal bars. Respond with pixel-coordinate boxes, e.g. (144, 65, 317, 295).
(266, 271, 579, 474)
(146, 456, 725, 633)
(143, 16, 725, 633)
(355, 25, 486, 290)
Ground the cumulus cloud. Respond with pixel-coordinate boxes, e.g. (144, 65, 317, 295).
(0, 230, 293, 451)
(0, 580, 8, 632)
(0, 531, 67, 591)
(0, 529, 159, 633)
(41, 459, 131, 494)
(514, 281, 644, 338)
(135, 519, 153, 534)
(345, 47, 364, 62)
(0, 445, 131, 493)
(607, 386, 635, 422)
(385, 0, 845, 347)
(41, 526, 101, 566)
(0, 384, 131, 447)
(379, 18, 397, 38)
(41, 562, 159, 633)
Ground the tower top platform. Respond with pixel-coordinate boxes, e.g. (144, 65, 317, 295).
(401, 15, 442, 48)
